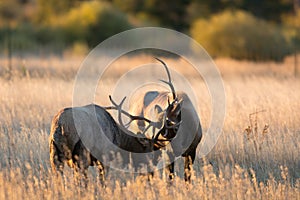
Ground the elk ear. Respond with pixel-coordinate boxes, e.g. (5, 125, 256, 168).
(154, 105, 163, 119)
(154, 105, 164, 128)
(154, 105, 163, 114)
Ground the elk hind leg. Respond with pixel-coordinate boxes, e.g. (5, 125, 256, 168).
(72, 141, 90, 187)
(49, 140, 64, 176)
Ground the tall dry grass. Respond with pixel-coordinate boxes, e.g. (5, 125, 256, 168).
(0, 55, 299, 199)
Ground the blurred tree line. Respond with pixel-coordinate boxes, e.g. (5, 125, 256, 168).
(0, 0, 299, 60)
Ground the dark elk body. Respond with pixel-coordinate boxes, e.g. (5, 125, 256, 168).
(49, 104, 159, 182)
(129, 59, 202, 182)
(49, 58, 185, 183)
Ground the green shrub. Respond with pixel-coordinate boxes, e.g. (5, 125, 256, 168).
(0, 1, 133, 54)
(0, 25, 38, 54)
(191, 10, 292, 61)
(33, 26, 65, 46)
(60, 0, 133, 47)
(0, 24, 66, 54)
(281, 9, 300, 52)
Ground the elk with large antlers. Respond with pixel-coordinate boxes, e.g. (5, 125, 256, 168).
(49, 94, 182, 183)
(129, 58, 202, 182)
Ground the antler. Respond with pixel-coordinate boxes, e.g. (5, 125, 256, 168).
(105, 95, 153, 128)
(106, 96, 163, 139)
(104, 95, 155, 133)
(155, 57, 176, 100)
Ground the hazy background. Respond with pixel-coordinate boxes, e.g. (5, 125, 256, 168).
(0, 0, 300, 61)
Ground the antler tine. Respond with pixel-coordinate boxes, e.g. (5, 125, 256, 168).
(141, 123, 153, 138)
(106, 95, 153, 128)
(109, 95, 126, 127)
(155, 57, 176, 100)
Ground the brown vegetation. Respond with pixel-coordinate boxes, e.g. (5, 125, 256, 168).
(0, 55, 299, 199)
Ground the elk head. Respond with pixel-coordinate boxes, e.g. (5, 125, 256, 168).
(162, 97, 182, 139)
(153, 58, 183, 143)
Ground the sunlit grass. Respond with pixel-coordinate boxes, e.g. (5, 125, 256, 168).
(0, 55, 299, 199)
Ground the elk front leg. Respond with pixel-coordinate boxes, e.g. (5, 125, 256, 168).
(167, 162, 175, 180)
(95, 160, 105, 186)
(166, 151, 175, 180)
(184, 150, 196, 183)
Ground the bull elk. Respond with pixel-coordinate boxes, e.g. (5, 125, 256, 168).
(129, 58, 202, 182)
(49, 89, 182, 184)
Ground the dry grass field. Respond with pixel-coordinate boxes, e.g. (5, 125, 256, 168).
(0, 55, 299, 199)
